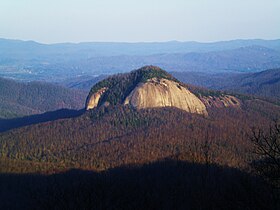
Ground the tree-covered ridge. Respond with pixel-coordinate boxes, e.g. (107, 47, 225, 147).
(0, 77, 87, 119)
(135, 65, 179, 83)
(1, 99, 280, 174)
(172, 68, 280, 101)
(87, 66, 179, 106)
(86, 65, 251, 109)
(185, 84, 225, 98)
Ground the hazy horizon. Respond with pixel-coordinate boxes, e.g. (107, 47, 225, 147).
(0, 0, 279, 44)
(2, 37, 280, 45)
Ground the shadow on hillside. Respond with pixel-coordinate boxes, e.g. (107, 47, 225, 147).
(0, 159, 277, 210)
(0, 109, 85, 132)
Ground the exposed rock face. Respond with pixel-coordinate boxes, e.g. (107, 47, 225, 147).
(85, 66, 242, 115)
(86, 87, 107, 110)
(124, 78, 208, 115)
(201, 95, 241, 108)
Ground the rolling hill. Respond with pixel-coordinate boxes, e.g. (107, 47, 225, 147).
(0, 77, 87, 118)
(172, 68, 280, 100)
(60, 75, 108, 91)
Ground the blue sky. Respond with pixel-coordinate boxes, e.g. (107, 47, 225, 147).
(0, 0, 279, 43)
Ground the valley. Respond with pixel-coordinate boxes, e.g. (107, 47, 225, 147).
(1, 39, 280, 82)
(0, 45, 279, 210)
(1, 0, 280, 208)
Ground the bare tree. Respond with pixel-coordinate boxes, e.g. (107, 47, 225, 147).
(250, 120, 280, 189)
(202, 134, 210, 166)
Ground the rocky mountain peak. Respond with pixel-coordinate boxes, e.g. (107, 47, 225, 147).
(85, 66, 239, 115)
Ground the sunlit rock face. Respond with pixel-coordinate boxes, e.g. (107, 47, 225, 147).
(124, 78, 208, 115)
(86, 87, 107, 110)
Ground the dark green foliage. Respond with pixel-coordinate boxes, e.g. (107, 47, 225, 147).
(87, 66, 178, 106)
(136, 65, 178, 83)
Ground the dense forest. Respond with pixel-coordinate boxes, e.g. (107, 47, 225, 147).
(1, 66, 280, 209)
(1, 98, 279, 173)
(0, 100, 280, 209)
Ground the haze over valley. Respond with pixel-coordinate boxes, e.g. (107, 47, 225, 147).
(1, 38, 280, 82)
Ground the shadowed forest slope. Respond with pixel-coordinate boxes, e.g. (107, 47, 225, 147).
(0, 160, 277, 210)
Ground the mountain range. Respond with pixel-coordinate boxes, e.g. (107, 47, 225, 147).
(1, 38, 280, 82)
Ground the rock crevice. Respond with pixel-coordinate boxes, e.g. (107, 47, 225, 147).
(86, 87, 107, 110)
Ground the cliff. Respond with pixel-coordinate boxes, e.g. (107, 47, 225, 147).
(124, 78, 207, 115)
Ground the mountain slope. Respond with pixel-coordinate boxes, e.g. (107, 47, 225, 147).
(0, 99, 279, 174)
(172, 68, 280, 100)
(60, 75, 108, 91)
(86, 66, 209, 115)
(0, 109, 84, 133)
(0, 160, 274, 210)
(0, 77, 87, 118)
(1, 66, 280, 174)
(86, 66, 243, 115)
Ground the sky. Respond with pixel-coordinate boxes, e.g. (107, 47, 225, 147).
(0, 0, 279, 43)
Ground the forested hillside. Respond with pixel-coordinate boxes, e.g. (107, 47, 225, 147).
(0, 160, 275, 210)
(1, 97, 279, 174)
(0, 77, 87, 118)
(172, 68, 280, 100)
(60, 75, 108, 91)
(1, 66, 280, 210)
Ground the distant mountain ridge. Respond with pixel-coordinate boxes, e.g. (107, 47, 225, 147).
(1, 38, 280, 55)
(172, 68, 280, 100)
(1, 38, 280, 82)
